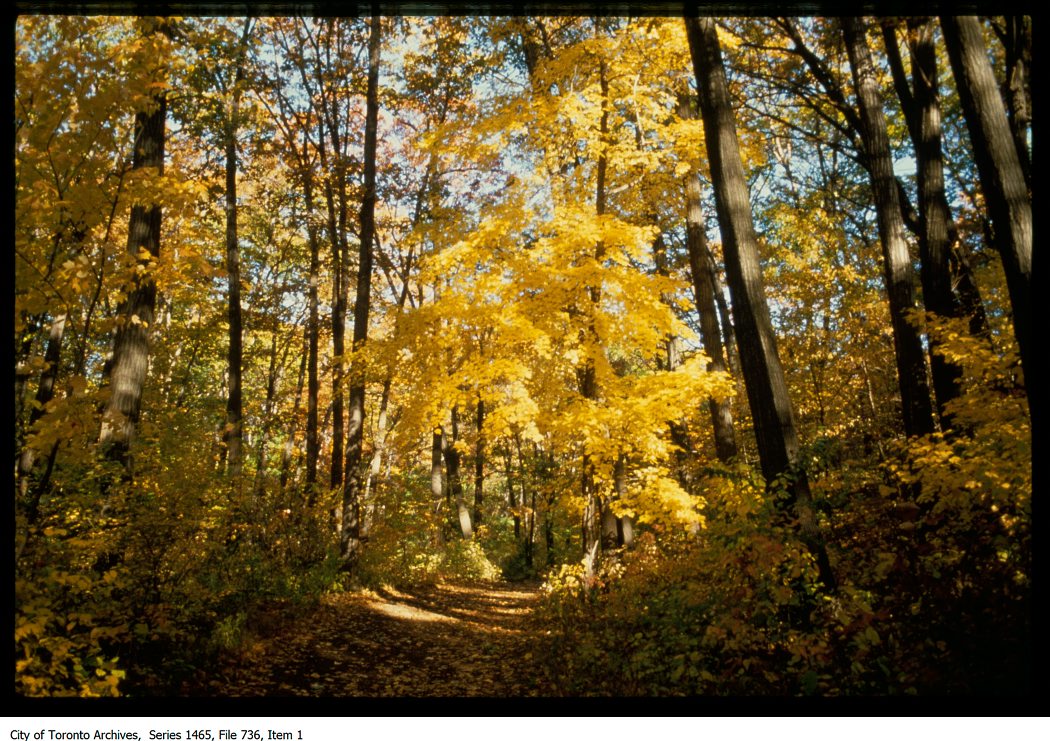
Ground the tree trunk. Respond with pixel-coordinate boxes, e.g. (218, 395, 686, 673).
(652, 229, 694, 482)
(252, 329, 282, 499)
(222, 38, 247, 478)
(680, 92, 739, 463)
(320, 118, 345, 492)
(687, 15, 836, 591)
(504, 446, 521, 541)
(1000, 16, 1031, 188)
(941, 15, 1032, 395)
(279, 331, 309, 496)
(525, 479, 536, 569)
(363, 374, 392, 529)
(302, 161, 321, 499)
(341, 14, 381, 567)
(431, 427, 446, 546)
(579, 30, 609, 556)
(444, 406, 473, 539)
(99, 21, 168, 477)
(18, 312, 67, 522)
(473, 397, 485, 526)
(841, 16, 935, 439)
(882, 18, 967, 429)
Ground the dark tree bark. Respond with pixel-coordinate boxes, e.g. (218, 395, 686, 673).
(302, 159, 322, 498)
(941, 15, 1032, 395)
(841, 17, 935, 439)
(679, 92, 739, 463)
(341, 15, 381, 567)
(881, 18, 967, 428)
(317, 116, 346, 491)
(882, 20, 990, 348)
(525, 476, 537, 569)
(18, 312, 67, 522)
(222, 18, 252, 478)
(775, 17, 963, 291)
(504, 445, 521, 541)
(99, 21, 169, 477)
(443, 406, 473, 539)
(473, 397, 485, 526)
(687, 15, 836, 591)
(994, 16, 1032, 188)
(580, 27, 609, 555)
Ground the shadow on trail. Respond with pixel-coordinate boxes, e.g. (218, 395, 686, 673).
(203, 580, 549, 697)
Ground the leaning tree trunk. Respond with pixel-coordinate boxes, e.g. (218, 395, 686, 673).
(841, 16, 935, 440)
(341, 14, 381, 568)
(687, 15, 836, 591)
(941, 15, 1032, 401)
(18, 312, 67, 522)
(99, 20, 169, 478)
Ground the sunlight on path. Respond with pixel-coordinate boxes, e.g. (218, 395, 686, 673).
(210, 580, 547, 697)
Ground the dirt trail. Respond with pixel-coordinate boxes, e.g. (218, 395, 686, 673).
(207, 581, 550, 697)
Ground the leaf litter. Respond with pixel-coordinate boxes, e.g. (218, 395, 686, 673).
(198, 581, 553, 697)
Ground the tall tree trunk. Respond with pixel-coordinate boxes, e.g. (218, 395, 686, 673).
(341, 14, 381, 567)
(941, 15, 1032, 397)
(687, 15, 836, 592)
(319, 119, 345, 492)
(580, 28, 609, 556)
(777, 15, 977, 321)
(679, 92, 739, 463)
(302, 159, 322, 499)
(99, 20, 169, 477)
(881, 18, 967, 429)
(222, 23, 250, 478)
(841, 16, 935, 439)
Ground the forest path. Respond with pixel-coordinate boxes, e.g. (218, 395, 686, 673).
(208, 581, 550, 697)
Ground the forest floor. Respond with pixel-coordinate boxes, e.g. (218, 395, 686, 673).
(198, 581, 552, 697)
